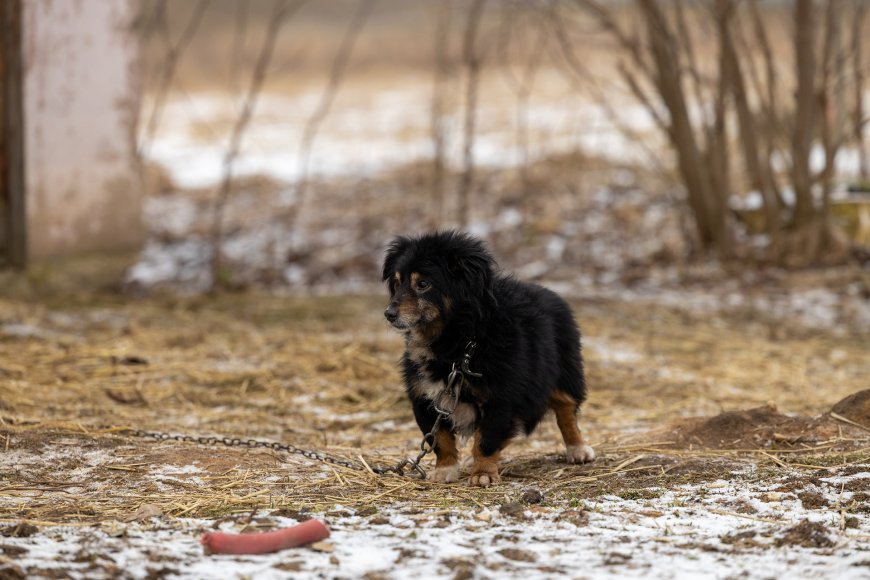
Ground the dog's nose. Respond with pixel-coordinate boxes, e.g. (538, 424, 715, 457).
(384, 305, 398, 323)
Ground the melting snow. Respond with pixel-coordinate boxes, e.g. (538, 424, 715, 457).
(3, 470, 869, 579)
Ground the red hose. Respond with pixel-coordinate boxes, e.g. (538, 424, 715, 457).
(201, 519, 330, 555)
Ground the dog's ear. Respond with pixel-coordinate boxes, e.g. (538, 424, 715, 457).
(447, 233, 495, 304)
(383, 236, 411, 281)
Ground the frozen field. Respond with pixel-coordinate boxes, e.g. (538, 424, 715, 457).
(1, 293, 868, 579)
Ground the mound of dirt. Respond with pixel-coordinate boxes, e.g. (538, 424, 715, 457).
(831, 389, 870, 427)
(659, 403, 840, 450)
(638, 391, 870, 451)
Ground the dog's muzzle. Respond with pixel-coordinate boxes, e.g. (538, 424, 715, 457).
(384, 304, 412, 331)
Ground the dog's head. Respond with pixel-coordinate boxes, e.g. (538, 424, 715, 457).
(382, 231, 495, 339)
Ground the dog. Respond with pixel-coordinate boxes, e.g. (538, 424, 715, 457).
(382, 231, 594, 486)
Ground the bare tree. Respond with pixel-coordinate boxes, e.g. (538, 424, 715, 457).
(720, 0, 782, 250)
(139, 0, 211, 158)
(457, 0, 488, 228)
(639, 0, 730, 255)
(564, 0, 855, 265)
(791, 0, 817, 230)
(229, 0, 250, 96)
(430, 0, 453, 228)
(289, 0, 375, 233)
(545, 5, 669, 176)
(210, 0, 305, 288)
(499, 2, 546, 193)
(852, 0, 869, 181)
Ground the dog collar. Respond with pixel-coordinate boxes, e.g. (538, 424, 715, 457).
(460, 340, 482, 378)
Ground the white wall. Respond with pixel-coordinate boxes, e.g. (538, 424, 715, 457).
(23, 0, 141, 258)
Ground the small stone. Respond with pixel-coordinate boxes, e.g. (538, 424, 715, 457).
(310, 540, 335, 553)
(273, 561, 304, 572)
(0, 544, 28, 557)
(272, 508, 312, 522)
(473, 510, 491, 522)
(498, 548, 537, 562)
(0, 523, 38, 538)
(124, 503, 163, 523)
(557, 509, 589, 527)
(499, 502, 525, 517)
(325, 509, 352, 518)
(521, 488, 544, 504)
(356, 506, 378, 517)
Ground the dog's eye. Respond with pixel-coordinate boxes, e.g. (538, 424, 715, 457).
(416, 279, 431, 291)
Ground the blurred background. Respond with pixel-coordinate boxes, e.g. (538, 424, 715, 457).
(1, 0, 869, 330)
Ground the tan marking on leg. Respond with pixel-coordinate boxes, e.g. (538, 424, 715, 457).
(550, 390, 595, 464)
(430, 429, 460, 483)
(468, 430, 507, 487)
(394, 271, 401, 284)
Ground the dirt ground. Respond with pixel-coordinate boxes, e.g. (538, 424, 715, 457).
(1, 278, 868, 578)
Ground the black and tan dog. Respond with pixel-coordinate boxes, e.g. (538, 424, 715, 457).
(383, 231, 594, 486)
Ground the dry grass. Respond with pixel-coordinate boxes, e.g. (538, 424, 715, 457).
(1, 275, 868, 526)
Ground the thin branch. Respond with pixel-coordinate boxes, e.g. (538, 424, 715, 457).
(230, 0, 250, 98)
(853, 0, 869, 179)
(818, 0, 838, 205)
(572, 0, 646, 70)
(791, 0, 818, 226)
(498, 2, 547, 188)
(674, 0, 712, 132)
(748, 0, 780, 135)
(544, 4, 668, 174)
(430, 0, 453, 227)
(139, 0, 211, 158)
(457, 0, 488, 227)
(210, 0, 304, 287)
(289, 0, 376, 230)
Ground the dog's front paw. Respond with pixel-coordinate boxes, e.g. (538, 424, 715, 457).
(566, 444, 595, 464)
(468, 465, 501, 487)
(429, 464, 460, 483)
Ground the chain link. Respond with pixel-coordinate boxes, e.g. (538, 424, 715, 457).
(125, 429, 367, 473)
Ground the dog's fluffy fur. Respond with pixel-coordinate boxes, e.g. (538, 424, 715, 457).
(382, 231, 594, 486)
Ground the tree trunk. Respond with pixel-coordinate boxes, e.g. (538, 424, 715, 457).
(430, 0, 452, 228)
(852, 0, 868, 181)
(638, 0, 730, 256)
(791, 0, 817, 228)
(456, 0, 486, 228)
(719, 0, 782, 250)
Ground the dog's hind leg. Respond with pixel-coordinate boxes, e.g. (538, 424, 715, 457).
(550, 390, 595, 464)
(430, 429, 460, 483)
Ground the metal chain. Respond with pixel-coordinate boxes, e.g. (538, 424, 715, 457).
(121, 342, 480, 480)
(390, 360, 466, 478)
(124, 429, 366, 472)
(124, 427, 440, 478)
